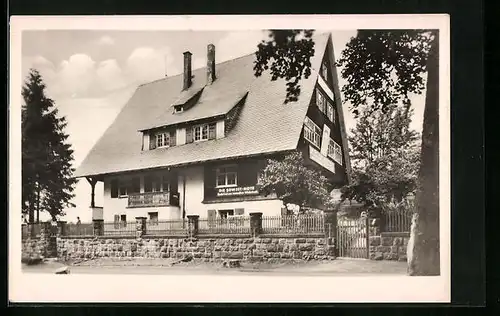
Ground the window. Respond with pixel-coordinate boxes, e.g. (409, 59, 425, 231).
(218, 209, 234, 219)
(304, 117, 322, 148)
(173, 105, 183, 113)
(328, 139, 343, 165)
(316, 88, 326, 113)
(194, 124, 209, 142)
(321, 62, 328, 80)
(111, 179, 119, 198)
(119, 181, 128, 196)
(162, 175, 170, 192)
(327, 103, 335, 123)
(115, 214, 127, 228)
(156, 132, 170, 148)
(129, 177, 140, 194)
(144, 175, 161, 193)
(216, 165, 238, 188)
(148, 212, 159, 225)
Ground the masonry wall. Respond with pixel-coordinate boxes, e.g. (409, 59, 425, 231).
(56, 236, 335, 262)
(22, 238, 44, 259)
(369, 232, 409, 262)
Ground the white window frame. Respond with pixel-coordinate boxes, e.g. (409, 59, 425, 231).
(316, 88, 326, 113)
(327, 102, 334, 123)
(304, 117, 322, 148)
(321, 62, 328, 80)
(156, 132, 170, 148)
(193, 124, 209, 142)
(328, 138, 343, 165)
(215, 165, 238, 188)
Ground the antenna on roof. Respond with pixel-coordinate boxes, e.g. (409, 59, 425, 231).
(164, 55, 168, 77)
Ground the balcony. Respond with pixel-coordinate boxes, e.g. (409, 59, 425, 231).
(127, 191, 180, 208)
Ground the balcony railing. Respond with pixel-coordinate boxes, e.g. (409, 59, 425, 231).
(127, 191, 179, 208)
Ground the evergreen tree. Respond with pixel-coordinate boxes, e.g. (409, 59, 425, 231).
(22, 69, 77, 223)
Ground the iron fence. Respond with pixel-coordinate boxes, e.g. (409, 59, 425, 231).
(65, 223, 94, 237)
(383, 208, 413, 233)
(103, 221, 136, 237)
(198, 216, 251, 235)
(261, 214, 325, 235)
(144, 219, 188, 236)
(21, 223, 42, 239)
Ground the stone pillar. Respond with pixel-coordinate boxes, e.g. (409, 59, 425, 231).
(135, 217, 147, 238)
(40, 221, 57, 258)
(93, 219, 104, 236)
(187, 215, 199, 237)
(249, 212, 263, 237)
(57, 221, 67, 237)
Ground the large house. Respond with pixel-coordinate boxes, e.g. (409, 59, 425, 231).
(74, 32, 352, 225)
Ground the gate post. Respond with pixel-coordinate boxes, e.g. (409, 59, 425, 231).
(365, 216, 370, 259)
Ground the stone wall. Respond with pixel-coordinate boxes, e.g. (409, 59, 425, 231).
(22, 238, 44, 259)
(56, 236, 335, 262)
(369, 232, 409, 262)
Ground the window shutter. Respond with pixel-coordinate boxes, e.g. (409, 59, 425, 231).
(235, 208, 244, 216)
(114, 215, 120, 228)
(186, 127, 194, 143)
(111, 179, 118, 198)
(207, 209, 216, 227)
(170, 130, 176, 146)
(208, 123, 216, 140)
(149, 133, 157, 150)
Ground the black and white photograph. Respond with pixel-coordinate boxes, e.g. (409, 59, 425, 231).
(9, 15, 450, 302)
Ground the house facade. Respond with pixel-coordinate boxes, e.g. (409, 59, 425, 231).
(74, 33, 352, 226)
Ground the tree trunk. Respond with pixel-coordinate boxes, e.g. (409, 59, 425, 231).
(407, 32, 440, 276)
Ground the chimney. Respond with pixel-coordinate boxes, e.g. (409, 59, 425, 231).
(183, 51, 192, 90)
(207, 44, 216, 85)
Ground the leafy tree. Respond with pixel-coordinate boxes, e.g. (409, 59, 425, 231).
(341, 104, 420, 210)
(258, 151, 334, 212)
(254, 30, 315, 103)
(254, 29, 440, 276)
(22, 69, 77, 223)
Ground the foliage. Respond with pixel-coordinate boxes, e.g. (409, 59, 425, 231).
(336, 30, 434, 116)
(22, 69, 77, 221)
(258, 151, 334, 210)
(341, 104, 420, 208)
(254, 30, 315, 103)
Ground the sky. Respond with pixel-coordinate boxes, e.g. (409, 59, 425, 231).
(21, 30, 426, 222)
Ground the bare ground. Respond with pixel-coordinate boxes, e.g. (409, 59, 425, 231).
(22, 257, 409, 276)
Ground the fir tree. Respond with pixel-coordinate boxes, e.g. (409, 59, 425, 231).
(22, 69, 77, 223)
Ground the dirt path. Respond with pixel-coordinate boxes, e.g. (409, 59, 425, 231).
(22, 258, 408, 276)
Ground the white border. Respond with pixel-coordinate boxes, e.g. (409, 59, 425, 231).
(9, 14, 450, 303)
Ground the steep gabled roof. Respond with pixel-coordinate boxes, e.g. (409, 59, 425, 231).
(74, 33, 331, 178)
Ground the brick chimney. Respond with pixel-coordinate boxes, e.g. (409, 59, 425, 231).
(207, 44, 216, 85)
(183, 51, 192, 90)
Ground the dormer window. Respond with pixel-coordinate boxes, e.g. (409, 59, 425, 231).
(173, 105, 184, 113)
(194, 124, 209, 141)
(156, 132, 170, 148)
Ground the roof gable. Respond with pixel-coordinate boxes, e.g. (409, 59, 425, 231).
(74, 33, 331, 177)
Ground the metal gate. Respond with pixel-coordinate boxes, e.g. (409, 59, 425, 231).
(336, 215, 370, 259)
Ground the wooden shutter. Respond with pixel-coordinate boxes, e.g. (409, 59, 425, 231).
(170, 130, 176, 146)
(111, 179, 118, 198)
(208, 123, 216, 140)
(235, 208, 244, 215)
(186, 127, 194, 143)
(207, 209, 216, 227)
(114, 214, 120, 228)
(149, 133, 157, 150)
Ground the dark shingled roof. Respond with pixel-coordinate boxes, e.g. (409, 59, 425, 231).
(74, 33, 331, 178)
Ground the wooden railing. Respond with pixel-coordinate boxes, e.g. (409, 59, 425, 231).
(127, 191, 179, 208)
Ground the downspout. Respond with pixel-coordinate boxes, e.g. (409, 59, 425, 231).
(182, 173, 186, 225)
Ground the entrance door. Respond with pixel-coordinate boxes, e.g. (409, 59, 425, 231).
(336, 215, 370, 259)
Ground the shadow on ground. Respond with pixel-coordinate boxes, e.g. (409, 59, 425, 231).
(22, 258, 408, 276)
